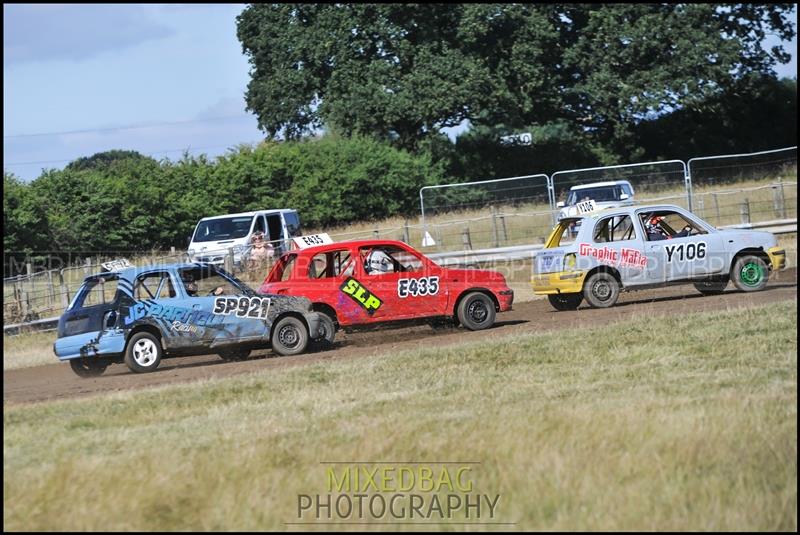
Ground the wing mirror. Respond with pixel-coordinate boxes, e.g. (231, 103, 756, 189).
(556, 201, 565, 208)
(620, 193, 629, 200)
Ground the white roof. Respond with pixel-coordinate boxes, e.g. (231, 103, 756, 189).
(200, 209, 294, 221)
(570, 180, 631, 190)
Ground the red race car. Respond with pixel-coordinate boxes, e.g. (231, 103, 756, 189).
(258, 239, 514, 345)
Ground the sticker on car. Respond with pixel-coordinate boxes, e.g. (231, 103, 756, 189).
(339, 277, 383, 314)
(397, 276, 439, 298)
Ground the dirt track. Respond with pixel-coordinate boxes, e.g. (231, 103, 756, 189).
(4, 268, 797, 406)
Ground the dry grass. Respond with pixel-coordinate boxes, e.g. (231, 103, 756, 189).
(4, 301, 796, 531)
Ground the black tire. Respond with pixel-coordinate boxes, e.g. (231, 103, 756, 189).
(218, 348, 251, 361)
(69, 357, 108, 378)
(583, 272, 621, 308)
(731, 255, 769, 292)
(124, 332, 163, 373)
(694, 279, 728, 295)
(456, 292, 497, 331)
(547, 293, 583, 311)
(312, 313, 337, 350)
(271, 316, 310, 356)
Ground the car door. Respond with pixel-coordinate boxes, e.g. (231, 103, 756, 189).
(639, 209, 726, 282)
(588, 213, 649, 287)
(354, 244, 446, 322)
(175, 265, 272, 347)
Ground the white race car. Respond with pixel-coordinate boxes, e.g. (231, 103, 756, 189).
(532, 203, 787, 310)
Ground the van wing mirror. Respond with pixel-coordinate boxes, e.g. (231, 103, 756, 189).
(556, 201, 565, 208)
(620, 193, 629, 200)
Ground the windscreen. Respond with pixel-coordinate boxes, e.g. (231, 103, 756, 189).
(567, 186, 623, 205)
(192, 216, 254, 242)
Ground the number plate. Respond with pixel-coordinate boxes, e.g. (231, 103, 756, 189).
(537, 254, 563, 273)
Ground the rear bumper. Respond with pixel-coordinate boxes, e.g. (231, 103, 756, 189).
(531, 271, 587, 295)
(304, 312, 323, 339)
(767, 247, 787, 271)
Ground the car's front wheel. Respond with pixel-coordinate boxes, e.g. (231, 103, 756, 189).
(548, 293, 583, 311)
(583, 272, 621, 308)
(124, 332, 163, 373)
(271, 316, 310, 356)
(457, 292, 497, 331)
(731, 255, 769, 292)
(69, 357, 109, 378)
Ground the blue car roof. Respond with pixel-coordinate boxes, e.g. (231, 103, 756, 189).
(83, 262, 213, 283)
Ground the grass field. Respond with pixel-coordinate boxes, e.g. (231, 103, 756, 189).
(4, 301, 796, 531)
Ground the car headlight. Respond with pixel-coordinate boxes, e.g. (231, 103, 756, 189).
(232, 245, 246, 254)
(188, 249, 196, 257)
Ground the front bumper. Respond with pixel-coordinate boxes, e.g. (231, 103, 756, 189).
(767, 247, 787, 271)
(531, 270, 587, 295)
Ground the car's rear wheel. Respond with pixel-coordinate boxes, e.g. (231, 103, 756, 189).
(69, 357, 109, 378)
(731, 255, 769, 292)
(583, 272, 621, 308)
(547, 293, 583, 311)
(312, 313, 337, 350)
(271, 316, 310, 356)
(694, 279, 728, 295)
(218, 348, 251, 361)
(457, 292, 496, 331)
(124, 332, 163, 373)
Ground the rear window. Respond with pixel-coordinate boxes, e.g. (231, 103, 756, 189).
(546, 220, 581, 247)
(72, 276, 119, 309)
(267, 254, 298, 282)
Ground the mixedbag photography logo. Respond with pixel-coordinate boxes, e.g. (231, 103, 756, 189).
(293, 462, 509, 525)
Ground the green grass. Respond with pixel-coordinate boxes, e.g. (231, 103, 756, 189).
(3, 330, 58, 370)
(4, 301, 796, 530)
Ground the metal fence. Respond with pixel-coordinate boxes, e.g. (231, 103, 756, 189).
(417, 146, 796, 250)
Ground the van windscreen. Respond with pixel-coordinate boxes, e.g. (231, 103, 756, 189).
(193, 217, 253, 242)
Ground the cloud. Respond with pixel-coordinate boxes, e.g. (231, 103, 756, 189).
(3, 4, 174, 65)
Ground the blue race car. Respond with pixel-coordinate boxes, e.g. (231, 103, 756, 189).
(55, 262, 322, 377)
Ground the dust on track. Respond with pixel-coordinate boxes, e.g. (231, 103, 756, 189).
(4, 268, 796, 406)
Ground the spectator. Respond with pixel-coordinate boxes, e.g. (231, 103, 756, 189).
(248, 231, 274, 270)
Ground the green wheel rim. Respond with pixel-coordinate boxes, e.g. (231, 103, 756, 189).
(740, 262, 764, 287)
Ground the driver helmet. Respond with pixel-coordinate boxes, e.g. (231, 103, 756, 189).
(646, 215, 664, 230)
(366, 250, 393, 273)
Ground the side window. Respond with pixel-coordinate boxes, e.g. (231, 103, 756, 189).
(309, 250, 353, 279)
(360, 246, 424, 275)
(280, 255, 297, 282)
(134, 272, 176, 300)
(593, 215, 636, 243)
(77, 277, 120, 308)
(640, 211, 706, 241)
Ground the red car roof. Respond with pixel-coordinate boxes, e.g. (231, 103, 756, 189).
(282, 239, 415, 258)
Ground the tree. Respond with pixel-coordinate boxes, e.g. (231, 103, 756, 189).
(237, 3, 795, 159)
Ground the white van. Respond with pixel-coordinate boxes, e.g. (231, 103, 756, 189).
(187, 209, 302, 265)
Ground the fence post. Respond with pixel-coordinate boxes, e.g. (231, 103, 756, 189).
(499, 214, 508, 243)
(403, 220, 410, 244)
(740, 198, 750, 225)
(712, 193, 721, 225)
(373, 228, 379, 239)
(696, 198, 704, 219)
(83, 257, 91, 276)
(772, 180, 786, 219)
(462, 227, 472, 250)
(225, 248, 235, 273)
(47, 270, 55, 308)
(490, 205, 499, 248)
(59, 270, 69, 308)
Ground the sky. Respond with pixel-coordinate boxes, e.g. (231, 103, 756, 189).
(3, 4, 798, 182)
